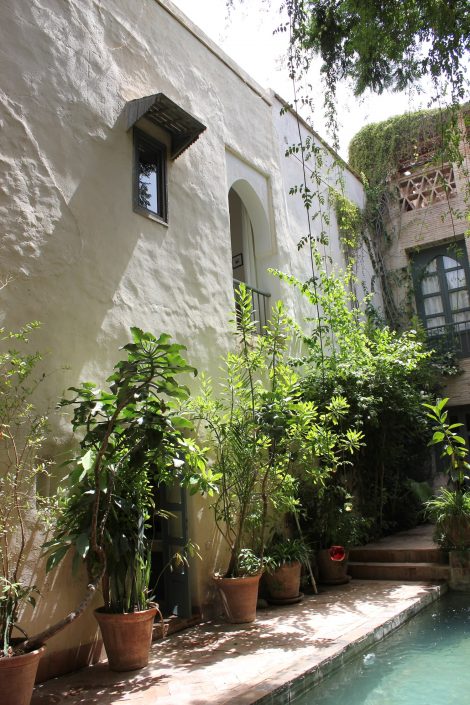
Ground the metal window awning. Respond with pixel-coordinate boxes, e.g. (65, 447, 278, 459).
(126, 93, 206, 160)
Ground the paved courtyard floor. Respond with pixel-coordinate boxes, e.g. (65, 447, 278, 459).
(31, 579, 445, 705)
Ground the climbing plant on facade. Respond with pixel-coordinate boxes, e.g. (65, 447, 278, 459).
(348, 106, 469, 330)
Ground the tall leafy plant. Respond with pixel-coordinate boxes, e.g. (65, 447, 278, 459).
(424, 398, 470, 549)
(191, 284, 362, 577)
(43, 328, 215, 615)
(0, 322, 51, 655)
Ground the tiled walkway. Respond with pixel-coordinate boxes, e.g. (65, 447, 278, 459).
(31, 579, 445, 705)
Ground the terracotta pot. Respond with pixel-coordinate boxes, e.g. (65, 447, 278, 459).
(317, 548, 350, 585)
(94, 605, 158, 672)
(264, 561, 301, 600)
(0, 643, 45, 705)
(213, 574, 261, 623)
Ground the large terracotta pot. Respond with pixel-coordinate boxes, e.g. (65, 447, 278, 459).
(213, 574, 261, 623)
(264, 561, 301, 600)
(317, 547, 350, 585)
(94, 605, 158, 672)
(0, 643, 45, 705)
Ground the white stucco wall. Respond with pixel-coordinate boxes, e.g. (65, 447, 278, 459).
(0, 0, 375, 668)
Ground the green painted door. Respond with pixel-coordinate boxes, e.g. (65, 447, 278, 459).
(149, 484, 192, 618)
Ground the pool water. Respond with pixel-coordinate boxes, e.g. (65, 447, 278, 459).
(293, 591, 470, 705)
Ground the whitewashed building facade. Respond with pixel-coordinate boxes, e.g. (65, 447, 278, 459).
(0, 0, 377, 679)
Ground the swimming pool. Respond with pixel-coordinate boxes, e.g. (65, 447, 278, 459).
(291, 590, 469, 705)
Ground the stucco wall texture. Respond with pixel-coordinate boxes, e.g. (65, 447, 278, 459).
(0, 0, 376, 674)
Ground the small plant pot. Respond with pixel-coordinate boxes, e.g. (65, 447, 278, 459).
(264, 561, 301, 601)
(213, 574, 261, 623)
(94, 605, 158, 672)
(317, 548, 350, 585)
(0, 643, 45, 705)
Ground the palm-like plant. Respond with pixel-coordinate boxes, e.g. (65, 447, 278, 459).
(424, 398, 470, 549)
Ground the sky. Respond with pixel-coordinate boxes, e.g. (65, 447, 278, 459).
(172, 0, 431, 160)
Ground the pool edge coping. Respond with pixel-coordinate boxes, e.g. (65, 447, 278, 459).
(225, 582, 448, 705)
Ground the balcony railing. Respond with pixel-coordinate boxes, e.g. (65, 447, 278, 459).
(426, 321, 470, 358)
(233, 279, 271, 335)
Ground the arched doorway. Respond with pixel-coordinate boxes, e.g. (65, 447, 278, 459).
(228, 182, 272, 333)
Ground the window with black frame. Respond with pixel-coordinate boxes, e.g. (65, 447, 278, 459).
(412, 241, 470, 357)
(133, 128, 167, 222)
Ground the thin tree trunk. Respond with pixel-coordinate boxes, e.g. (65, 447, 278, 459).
(16, 566, 105, 654)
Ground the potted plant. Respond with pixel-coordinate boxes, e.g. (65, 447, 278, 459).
(306, 485, 370, 585)
(263, 537, 309, 603)
(424, 398, 470, 589)
(0, 322, 51, 705)
(45, 328, 214, 671)
(190, 289, 299, 622)
(426, 488, 470, 549)
(191, 285, 363, 622)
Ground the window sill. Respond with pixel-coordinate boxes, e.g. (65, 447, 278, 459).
(133, 206, 168, 227)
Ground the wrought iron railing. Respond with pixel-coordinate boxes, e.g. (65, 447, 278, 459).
(233, 279, 271, 335)
(426, 321, 470, 358)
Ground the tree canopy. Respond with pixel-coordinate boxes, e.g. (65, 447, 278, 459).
(296, 0, 469, 97)
(229, 0, 469, 98)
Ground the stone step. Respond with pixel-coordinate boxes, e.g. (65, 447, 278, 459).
(349, 547, 448, 565)
(348, 561, 450, 582)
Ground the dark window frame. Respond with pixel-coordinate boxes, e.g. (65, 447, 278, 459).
(412, 240, 470, 357)
(133, 128, 168, 223)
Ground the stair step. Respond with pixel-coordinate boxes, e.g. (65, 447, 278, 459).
(348, 561, 450, 582)
(349, 547, 447, 564)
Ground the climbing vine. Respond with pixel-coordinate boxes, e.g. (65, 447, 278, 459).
(329, 188, 362, 251)
(346, 106, 469, 328)
(349, 107, 463, 191)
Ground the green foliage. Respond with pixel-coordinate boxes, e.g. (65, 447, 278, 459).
(0, 579, 39, 656)
(329, 188, 363, 251)
(273, 254, 440, 537)
(236, 549, 263, 576)
(423, 399, 470, 548)
(46, 328, 213, 613)
(424, 397, 470, 490)
(0, 322, 52, 654)
(191, 284, 362, 577)
(426, 488, 470, 549)
(264, 537, 310, 571)
(349, 108, 462, 191)
(295, 0, 469, 98)
(302, 485, 372, 548)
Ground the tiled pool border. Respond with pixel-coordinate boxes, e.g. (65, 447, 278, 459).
(229, 582, 447, 705)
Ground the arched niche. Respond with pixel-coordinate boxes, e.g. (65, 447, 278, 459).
(228, 179, 273, 289)
(228, 180, 272, 331)
(230, 178, 272, 261)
